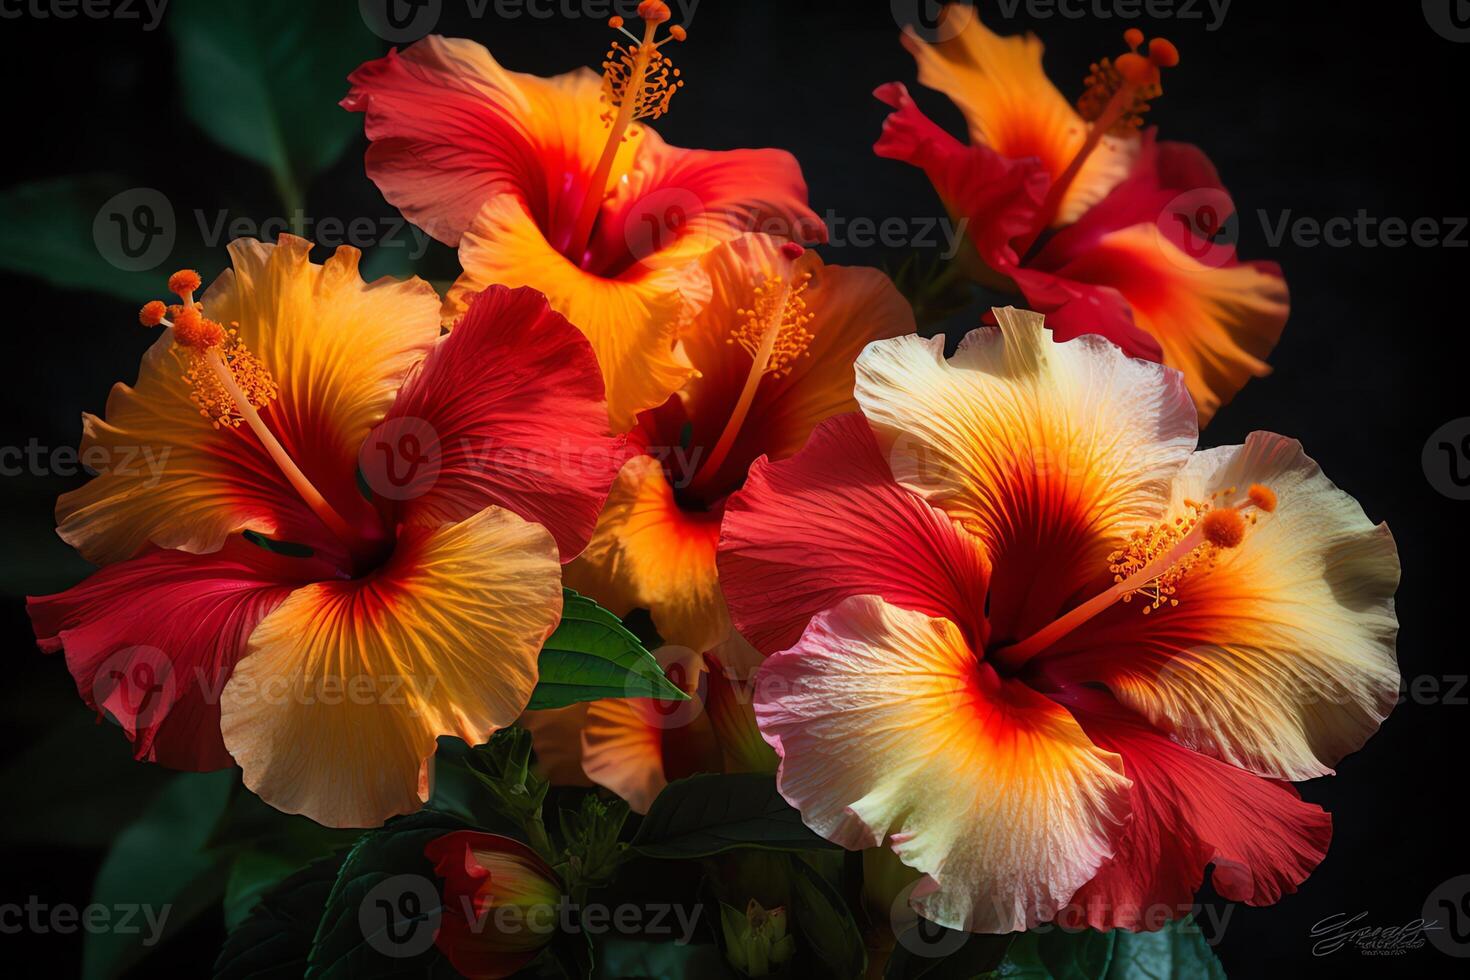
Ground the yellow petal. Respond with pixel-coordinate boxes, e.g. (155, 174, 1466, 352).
(220, 506, 562, 827)
(900, 7, 1136, 224)
(758, 595, 1129, 932)
(447, 196, 710, 433)
(57, 236, 441, 564)
(855, 307, 1197, 641)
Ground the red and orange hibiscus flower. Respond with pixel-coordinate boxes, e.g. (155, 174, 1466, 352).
(875, 7, 1288, 423)
(28, 236, 625, 828)
(343, 1, 825, 431)
(562, 233, 914, 654)
(718, 308, 1400, 934)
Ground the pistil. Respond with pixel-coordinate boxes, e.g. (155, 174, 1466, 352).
(1015, 30, 1178, 257)
(989, 484, 1275, 673)
(687, 243, 814, 495)
(566, 1, 687, 263)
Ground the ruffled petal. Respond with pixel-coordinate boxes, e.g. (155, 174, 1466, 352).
(56, 236, 440, 565)
(1038, 432, 1400, 781)
(1056, 689, 1331, 930)
(564, 454, 728, 653)
(897, 8, 1136, 223)
(719, 413, 990, 656)
(343, 36, 629, 246)
(1028, 224, 1289, 425)
(448, 196, 709, 433)
(873, 82, 1048, 274)
(756, 595, 1129, 933)
(378, 284, 625, 561)
(220, 506, 562, 827)
(854, 308, 1197, 643)
(27, 540, 315, 770)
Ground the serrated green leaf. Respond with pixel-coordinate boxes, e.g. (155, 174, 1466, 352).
(1105, 918, 1226, 980)
(633, 773, 838, 859)
(525, 590, 688, 710)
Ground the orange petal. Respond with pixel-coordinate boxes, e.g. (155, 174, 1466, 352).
(1044, 224, 1289, 424)
(756, 595, 1129, 932)
(899, 8, 1136, 224)
(447, 196, 709, 433)
(855, 307, 1197, 643)
(57, 237, 440, 565)
(220, 506, 562, 827)
(564, 454, 728, 653)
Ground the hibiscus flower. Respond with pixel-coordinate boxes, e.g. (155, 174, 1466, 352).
(718, 308, 1399, 932)
(874, 7, 1288, 423)
(29, 237, 624, 827)
(343, 1, 825, 431)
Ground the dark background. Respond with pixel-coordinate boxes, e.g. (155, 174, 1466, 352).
(1, 1, 1465, 977)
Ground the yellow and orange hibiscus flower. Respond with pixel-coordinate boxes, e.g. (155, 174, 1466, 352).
(343, 2, 825, 431)
(563, 233, 914, 654)
(28, 236, 625, 827)
(875, 7, 1288, 423)
(719, 308, 1399, 933)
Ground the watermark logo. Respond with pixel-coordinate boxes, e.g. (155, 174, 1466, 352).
(1158, 188, 1239, 270)
(1423, 417, 1470, 501)
(1423, 0, 1470, 42)
(360, 874, 442, 958)
(0, 0, 169, 30)
(93, 187, 175, 273)
(91, 645, 177, 734)
(360, 0, 443, 42)
(360, 416, 442, 501)
(1424, 875, 1470, 957)
(892, 0, 975, 43)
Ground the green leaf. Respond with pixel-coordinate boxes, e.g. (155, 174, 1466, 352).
(884, 929, 1013, 980)
(788, 855, 867, 979)
(215, 853, 346, 980)
(306, 810, 470, 979)
(978, 919, 1225, 980)
(1105, 919, 1226, 980)
(84, 770, 237, 980)
(168, 0, 380, 210)
(0, 174, 205, 302)
(526, 590, 688, 710)
(632, 773, 838, 859)
(593, 939, 736, 980)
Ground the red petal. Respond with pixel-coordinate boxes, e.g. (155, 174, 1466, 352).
(718, 412, 990, 655)
(1055, 688, 1331, 931)
(27, 541, 312, 770)
(379, 285, 628, 562)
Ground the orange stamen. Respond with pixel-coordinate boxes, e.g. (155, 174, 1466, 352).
(990, 484, 1274, 672)
(688, 253, 815, 494)
(1017, 30, 1177, 254)
(139, 274, 359, 551)
(566, 7, 689, 263)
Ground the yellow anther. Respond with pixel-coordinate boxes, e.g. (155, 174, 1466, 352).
(727, 272, 815, 379)
(601, 38, 683, 126)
